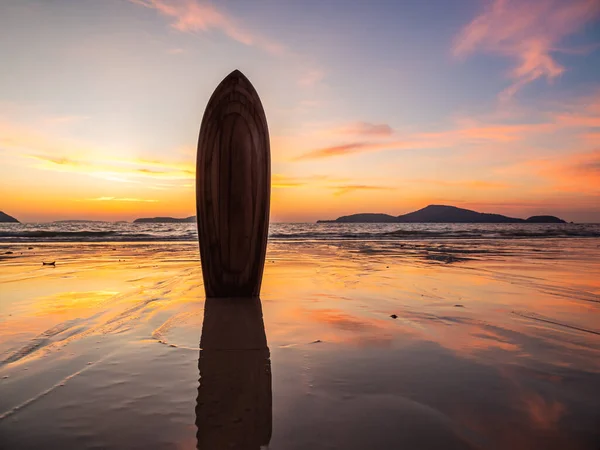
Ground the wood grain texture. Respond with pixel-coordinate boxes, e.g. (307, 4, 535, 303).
(196, 70, 271, 297)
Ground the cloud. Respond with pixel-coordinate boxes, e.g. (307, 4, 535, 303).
(332, 184, 394, 196)
(25, 153, 195, 183)
(271, 174, 346, 189)
(413, 179, 511, 190)
(271, 174, 308, 188)
(293, 92, 600, 161)
(293, 120, 556, 160)
(272, 174, 392, 196)
(298, 69, 325, 87)
(130, 0, 284, 54)
(336, 122, 394, 137)
(453, 0, 600, 99)
(504, 149, 600, 194)
(294, 142, 376, 160)
(581, 132, 600, 145)
(0, 117, 196, 183)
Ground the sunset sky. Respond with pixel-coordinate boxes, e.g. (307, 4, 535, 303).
(1, 0, 599, 223)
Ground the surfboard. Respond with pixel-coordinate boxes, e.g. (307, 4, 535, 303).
(196, 70, 271, 298)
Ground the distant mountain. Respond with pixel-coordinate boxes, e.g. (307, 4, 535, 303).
(133, 216, 196, 223)
(0, 211, 19, 223)
(396, 205, 525, 223)
(333, 213, 398, 223)
(53, 220, 108, 223)
(525, 215, 566, 223)
(317, 205, 566, 224)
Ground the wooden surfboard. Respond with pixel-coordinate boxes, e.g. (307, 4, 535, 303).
(196, 70, 271, 298)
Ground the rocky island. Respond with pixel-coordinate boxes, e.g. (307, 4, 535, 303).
(318, 205, 566, 224)
(133, 216, 196, 223)
(0, 211, 19, 223)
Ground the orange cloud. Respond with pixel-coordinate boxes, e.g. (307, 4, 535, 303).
(544, 149, 600, 193)
(24, 153, 195, 183)
(130, 0, 284, 54)
(503, 148, 600, 195)
(453, 0, 600, 99)
(271, 174, 312, 188)
(294, 121, 556, 160)
(332, 184, 394, 196)
(271, 175, 394, 197)
(294, 142, 376, 160)
(413, 179, 512, 190)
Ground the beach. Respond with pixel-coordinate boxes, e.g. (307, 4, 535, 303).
(1, 233, 599, 449)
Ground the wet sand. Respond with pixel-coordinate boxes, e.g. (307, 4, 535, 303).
(0, 239, 599, 449)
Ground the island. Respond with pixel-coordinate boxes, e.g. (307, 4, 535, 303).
(0, 211, 20, 223)
(317, 205, 566, 224)
(133, 216, 196, 223)
(53, 220, 109, 223)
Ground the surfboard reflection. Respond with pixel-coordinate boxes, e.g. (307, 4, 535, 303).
(196, 297, 272, 449)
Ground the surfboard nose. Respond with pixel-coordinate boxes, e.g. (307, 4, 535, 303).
(226, 69, 244, 79)
(219, 69, 252, 88)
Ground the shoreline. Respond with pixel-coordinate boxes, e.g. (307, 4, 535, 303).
(1, 239, 599, 448)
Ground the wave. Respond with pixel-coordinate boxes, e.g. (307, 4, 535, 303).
(269, 228, 600, 241)
(0, 231, 118, 239)
(1, 223, 599, 242)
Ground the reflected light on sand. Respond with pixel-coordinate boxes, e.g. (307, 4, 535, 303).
(196, 297, 272, 449)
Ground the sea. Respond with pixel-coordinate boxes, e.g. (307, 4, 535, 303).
(0, 221, 599, 242)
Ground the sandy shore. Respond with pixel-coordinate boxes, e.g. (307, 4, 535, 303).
(0, 239, 599, 449)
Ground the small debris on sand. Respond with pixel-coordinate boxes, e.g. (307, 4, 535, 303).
(390, 314, 398, 319)
(454, 304, 465, 308)
(5, 251, 13, 255)
(311, 339, 322, 344)
(42, 261, 56, 266)
(28, 247, 33, 250)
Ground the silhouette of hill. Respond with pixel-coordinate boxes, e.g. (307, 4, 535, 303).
(332, 213, 398, 223)
(133, 216, 196, 223)
(53, 220, 108, 223)
(317, 205, 566, 224)
(0, 211, 19, 223)
(525, 215, 566, 223)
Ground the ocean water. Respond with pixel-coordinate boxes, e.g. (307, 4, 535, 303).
(1, 221, 600, 242)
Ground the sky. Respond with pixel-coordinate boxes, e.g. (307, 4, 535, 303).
(0, 0, 599, 223)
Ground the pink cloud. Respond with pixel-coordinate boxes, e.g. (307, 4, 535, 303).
(337, 122, 394, 137)
(294, 121, 556, 160)
(294, 142, 376, 160)
(293, 90, 600, 161)
(298, 69, 325, 87)
(453, 0, 600, 99)
(130, 0, 284, 54)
